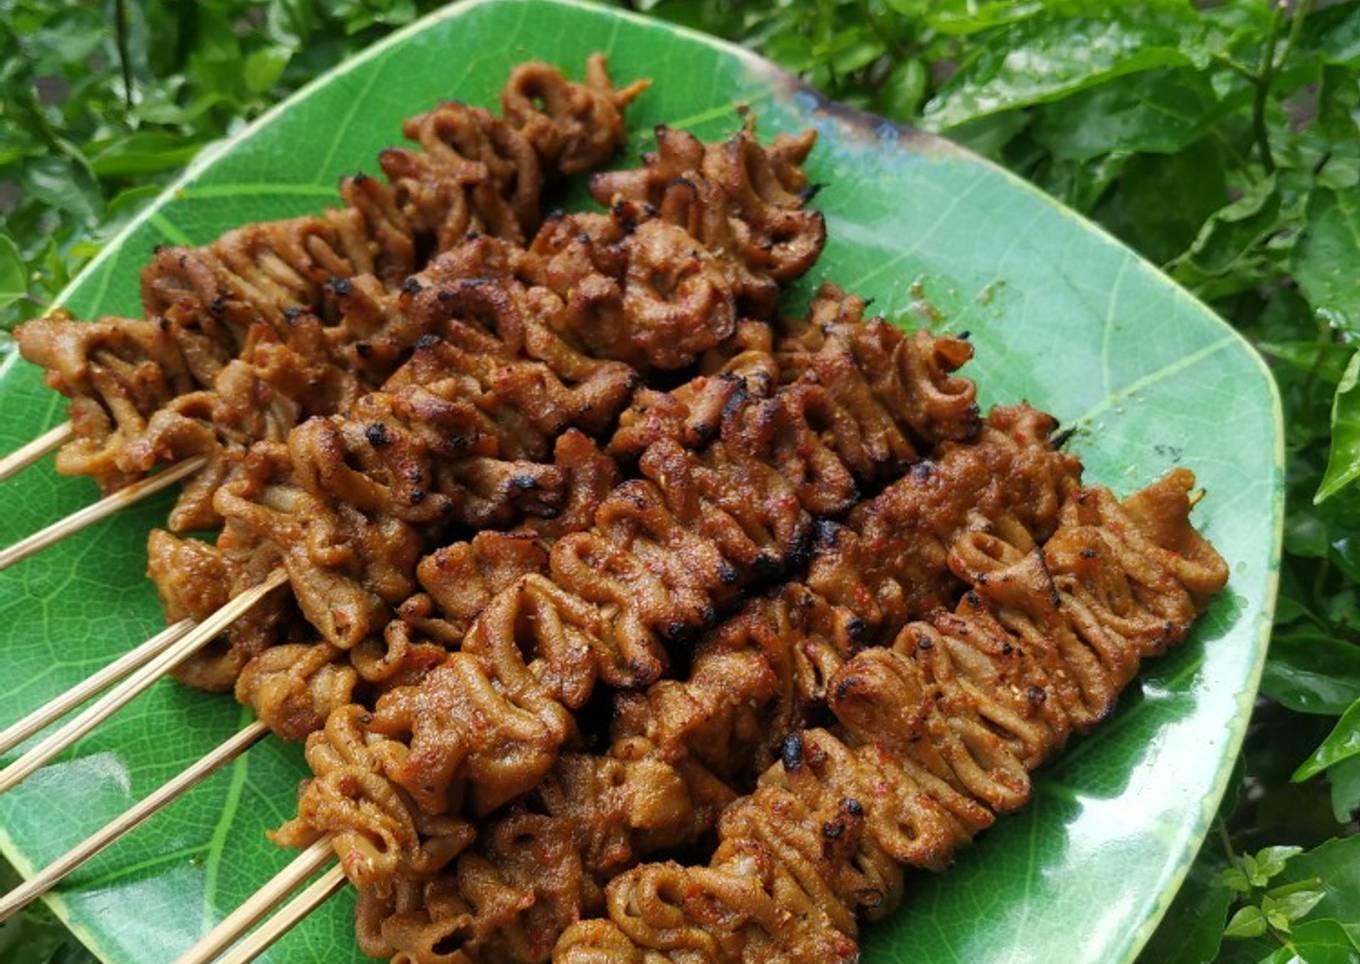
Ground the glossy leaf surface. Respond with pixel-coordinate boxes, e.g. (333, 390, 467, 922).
(0, 1, 1282, 961)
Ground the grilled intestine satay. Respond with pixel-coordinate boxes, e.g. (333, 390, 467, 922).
(23, 120, 832, 542)
(173, 282, 974, 707)
(150, 427, 622, 705)
(14, 56, 647, 518)
(552, 469, 1227, 963)
(263, 301, 982, 923)
(144, 296, 639, 690)
(341, 402, 1079, 962)
(590, 123, 825, 287)
(143, 138, 843, 695)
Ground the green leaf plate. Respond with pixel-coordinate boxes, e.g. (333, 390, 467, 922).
(0, 1, 1283, 960)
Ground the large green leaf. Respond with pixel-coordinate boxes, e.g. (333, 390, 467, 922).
(0, 1, 1282, 961)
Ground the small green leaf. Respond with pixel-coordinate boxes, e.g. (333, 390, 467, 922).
(1258, 342, 1356, 385)
(1169, 173, 1284, 296)
(1302, 2, 1360, 68)
(1267, 877, 1325, 900)
(86, 132, 208, 179)
(1262, 888, 1327, 929)
(1262, 631, 1360, 715)
(20, 155, 102, 227)
(1253, 846, 1306, 885)
(877, 58, 926, 120)
(1220, 864, 1254, 894)
(1225, 905, 1269, 940)
(1296, 187, 1360, 334)
(921, 0, 1044, 36)
(0, 235, 26, 312)
(266, 0, 317, 48)
(1254, 918, 1360, 964)
(942, 110, 1029, 159)
(1316, 352, 1360, 504)
(244, 45, 292, 94)
(1293, 699, 1360, 782)
(829, 35, 883, 76)
(1278, 838, 1360, 947)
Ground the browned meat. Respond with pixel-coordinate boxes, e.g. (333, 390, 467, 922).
(15, 56, 645, 501)
(502, 54, 650, 176)
(147, 519, 297, 692)
(235, 642, 358, 742)
(269, 322, 985, 902)
(591, 124, 825, 286)
(555, 469, 1228, 962)
(334, 402, 1078, 962)
(610, 284, 980, 512)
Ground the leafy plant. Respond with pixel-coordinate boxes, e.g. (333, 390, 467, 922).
(0, 0, 1357, 961)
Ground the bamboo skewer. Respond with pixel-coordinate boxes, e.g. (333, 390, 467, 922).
(174, 839, 335, 964)
(0, 619, 194, 757)
(216, 864, 347, 964)
(0, 454, 209, 572)
(0, 721, 270, 922)
(0, 422, 73, 483)
(0, 569, 287, 794)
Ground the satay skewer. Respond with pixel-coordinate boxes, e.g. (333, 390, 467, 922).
(0, 721, 269, 922)
(0, 422, 72, 483)
(0, 569, 286, 794)
(174, 839, 334, 964)
(1, 54, 651, 570)
(212, 864, 348, 962)
(0, 455, 207, 572)
(0, 618, 193, 756)
(214, 864, 347, 964)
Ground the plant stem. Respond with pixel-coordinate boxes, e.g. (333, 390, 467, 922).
(1248, 0, 1312, 175)
(115, 0, 133, 110)
(1313, 557, 1333, 613)
(1213, 52, 1258, 82)
(1216, 815, 1239, 865)
(1278, 0, 1313, 73)
(1252, 1, 1286, 174)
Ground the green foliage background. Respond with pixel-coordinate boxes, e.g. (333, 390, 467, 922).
(0, 0, 1357, 961)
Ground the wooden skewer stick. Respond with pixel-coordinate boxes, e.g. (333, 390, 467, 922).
(0, 455, 208, 572)
(0, 569, 287, 794)
(0, 422, 73, 484)
(216, 864, 347, 964)
(0, 619, 194, 757)
(174, 839, 335, 964)
(0, 721, 269, 923)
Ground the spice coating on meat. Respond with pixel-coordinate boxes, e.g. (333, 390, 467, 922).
(268, 317, 984, 915)
(15, 56, 644, 508)
(335, 402, 1079, 961)
(553, 470, 1227, 963)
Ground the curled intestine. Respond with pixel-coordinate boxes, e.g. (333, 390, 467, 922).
(555, 469, 1228, 962)
(15, 56, 644, 501)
